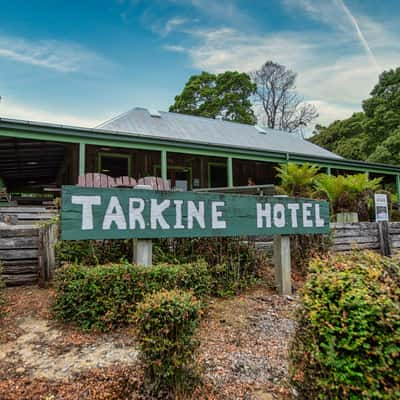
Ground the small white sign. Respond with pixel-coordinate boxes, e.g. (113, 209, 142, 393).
(375, 193, 389, 222)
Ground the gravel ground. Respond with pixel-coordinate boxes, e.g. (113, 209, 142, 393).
(198, 288, 298, 399)
(0, 283, 298, 399)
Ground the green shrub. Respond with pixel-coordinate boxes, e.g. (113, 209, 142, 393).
(290, 251, 400, 399)
(52, 260, 210, 331)
(55, 239, 133, 266)
(153, 236, 266, 295)
(136, 289, 202, 396)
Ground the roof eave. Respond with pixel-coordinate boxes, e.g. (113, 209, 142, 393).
(0, 117, 400, 175)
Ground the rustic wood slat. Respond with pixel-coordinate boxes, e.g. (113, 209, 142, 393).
(0, 207, 48, 213)
(1, 259, 38, 266)
(0, 249, 38, 259)
(331, 222, 378, 230)
(107, 176, 116, 187)
(2, 264, 37, 274)
(4, 213, 55, 220)
(92, 173, 100, 187)
(390, 240, 400, 248)
(0, 237, 39, 249)
(332, 229, 378, 238)
(0, 226, 39, 238)
(331, 242, 380, 251)
(87, 174, 93, 188)
(3, 274, 38, 286)
(100, 174, 108, 188)
(333, 236, 379, 245)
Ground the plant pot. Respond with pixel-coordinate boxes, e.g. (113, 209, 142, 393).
(336, 212, 359, 223)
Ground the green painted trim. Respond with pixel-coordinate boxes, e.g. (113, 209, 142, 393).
(79, 143, 86, 176)
(161, 150, 167, 180)
(98, 152, 132, 177)
(326, 166, 331, 176)
(227, 156, 233, 187)
(154, 164, 193, 190)
(396, 175, 400, 208)
(1, 122, 400, 176)
(208, 161, 227, 188)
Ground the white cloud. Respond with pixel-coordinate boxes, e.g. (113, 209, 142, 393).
(0, 35, 103, 72)
(0, 98, 102, 127)
(283, 0, 380, 69)
(307, 100, 359, 126)
(163, 12, 399, 125)
(164, 17, 189, 35)
(169, 0, 252, 26)
(163, 44, 186, 52)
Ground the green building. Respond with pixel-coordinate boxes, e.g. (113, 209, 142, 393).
(0, 107, 399, 203)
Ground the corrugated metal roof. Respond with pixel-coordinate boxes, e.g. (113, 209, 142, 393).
(97, 107, 342, 160)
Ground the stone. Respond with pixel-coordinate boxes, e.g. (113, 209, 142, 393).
(252, 391, 274, 400)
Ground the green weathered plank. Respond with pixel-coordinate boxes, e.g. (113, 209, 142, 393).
(61, 186, 329, 240)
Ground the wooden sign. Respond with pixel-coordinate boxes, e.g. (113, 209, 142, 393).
(61, 186, 329, 240)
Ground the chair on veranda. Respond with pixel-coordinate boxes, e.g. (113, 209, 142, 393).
(137, 176, 171, 191)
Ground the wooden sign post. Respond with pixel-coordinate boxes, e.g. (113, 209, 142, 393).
(133, 184, 152, 266)
(61, 186, 330, 294)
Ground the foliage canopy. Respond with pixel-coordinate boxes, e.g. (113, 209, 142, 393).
(310, 67, 400, 164)
(169, 71, 256, 124)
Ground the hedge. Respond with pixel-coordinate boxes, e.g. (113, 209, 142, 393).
(52, 261, 211, 331)
(136, 290, 201, 396)
(290, 251, 400, 399)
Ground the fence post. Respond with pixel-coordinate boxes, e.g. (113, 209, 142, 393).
(133, 184, 153, 266)
(273, 235, 292, 295)
(38, 226, 46, 288)
(378, 221, 391, 257)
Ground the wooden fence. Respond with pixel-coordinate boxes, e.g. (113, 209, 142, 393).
(0, 224, 40, 285)
(1, 221, 400, 286)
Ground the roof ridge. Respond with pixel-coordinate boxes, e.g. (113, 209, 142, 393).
(163, 110, 258, 128)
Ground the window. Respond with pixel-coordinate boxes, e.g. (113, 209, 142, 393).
(154, 165, 192, 190)
(98, 153, 131, 178)
(208, 162, 227, 188)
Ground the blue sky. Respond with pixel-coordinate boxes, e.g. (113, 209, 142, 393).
(0, 0, 399, 128)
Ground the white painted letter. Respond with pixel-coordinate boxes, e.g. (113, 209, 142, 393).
(302, 203, 313, 227)
(129, 198, 145, 229)
(71, 195, 101, 230)
(150, 199, 170, 229)
(188, 201, 205, 229)
(103, 196, 127, 230)
(287, 203, 299, 228)
(173, 200, 184, 229)
(212, 201, 226, 229)
(273, 203, 286, 228)
(315, 204, 325, 227)
(257, 203, 271, 228)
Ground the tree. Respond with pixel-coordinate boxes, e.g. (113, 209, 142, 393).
(310, 113, 368, 160)
(251, 61, 318, 135)
(310, 66, 400, 165)
(169, 71, 256, 124)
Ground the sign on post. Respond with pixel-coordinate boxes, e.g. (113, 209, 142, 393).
(61, 186, 330, 240)
(374, 193, 389, 222)
(61, 186, 330, 295)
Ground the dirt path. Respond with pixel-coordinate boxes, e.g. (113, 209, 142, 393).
(0, 316, 138, 380)
(0, 284, 297, 399)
